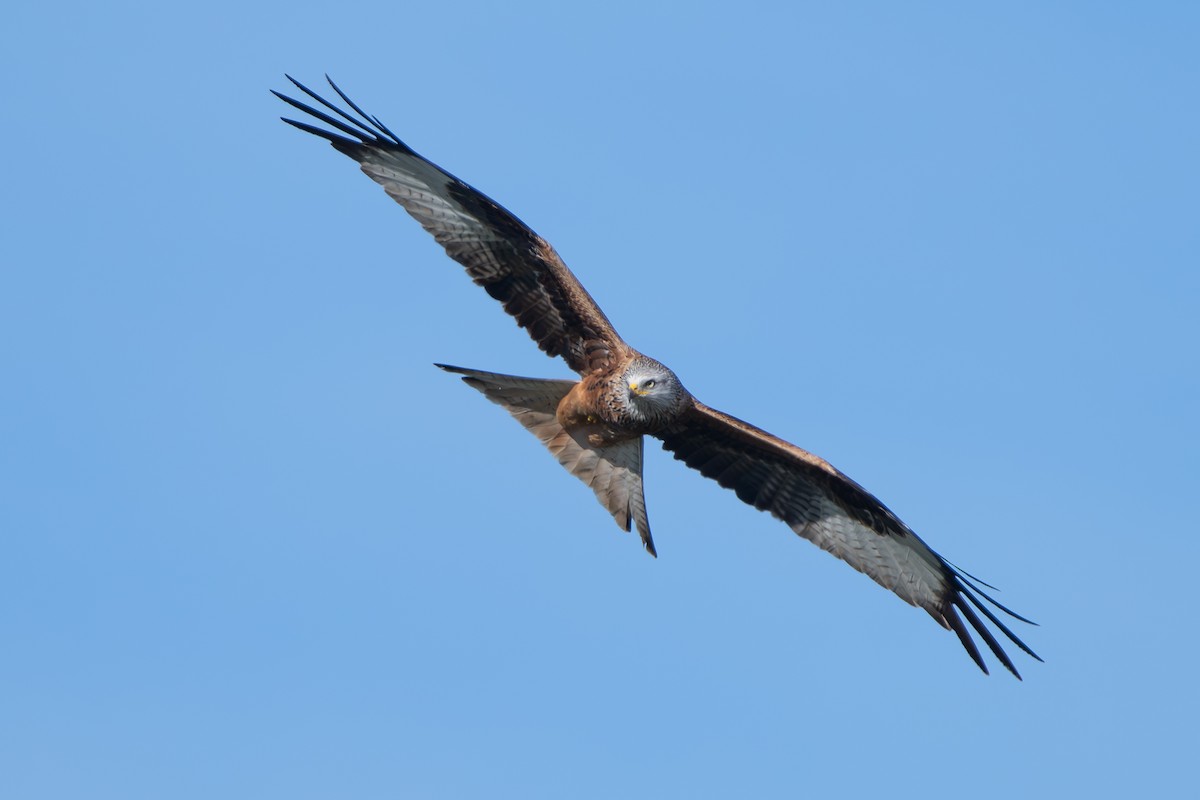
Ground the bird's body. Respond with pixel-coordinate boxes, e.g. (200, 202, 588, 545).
(275, 76, 1041, 677)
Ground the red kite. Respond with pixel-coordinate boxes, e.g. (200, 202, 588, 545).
(275, 76, 1041, 678)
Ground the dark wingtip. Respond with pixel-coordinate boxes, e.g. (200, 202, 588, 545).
(954, 594, 1023, 679)
(953, 575, 1042, 664)
(274, 74, 406, 152)
(945, 605, 991, 676)
(953, 568, 1040, 627)
(932, 559, 1042, 678)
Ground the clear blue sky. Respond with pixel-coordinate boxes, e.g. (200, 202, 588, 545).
(4, 2, 1197, 798)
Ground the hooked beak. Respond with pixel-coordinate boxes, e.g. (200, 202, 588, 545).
(629, 381, 647, 397)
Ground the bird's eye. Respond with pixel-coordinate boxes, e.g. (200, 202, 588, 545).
(644, 379, 656, 389)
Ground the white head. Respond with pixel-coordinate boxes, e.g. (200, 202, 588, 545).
(622, 354, 689, 425)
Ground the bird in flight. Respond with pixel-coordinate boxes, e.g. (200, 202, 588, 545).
(274, 75, 1041, 678)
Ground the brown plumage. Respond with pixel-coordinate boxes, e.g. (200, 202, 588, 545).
(275, 75, 1042, 678)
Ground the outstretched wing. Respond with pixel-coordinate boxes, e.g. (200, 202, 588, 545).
(658, 402, 1041, 678)
(274, 76, 628, 376)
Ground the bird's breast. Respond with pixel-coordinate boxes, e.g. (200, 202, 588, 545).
(555, 378, 638, 445)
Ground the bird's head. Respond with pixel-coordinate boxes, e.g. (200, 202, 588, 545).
(622, 355, 689, 423)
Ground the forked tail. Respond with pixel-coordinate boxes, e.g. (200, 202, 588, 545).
(436, 365, 656, 556)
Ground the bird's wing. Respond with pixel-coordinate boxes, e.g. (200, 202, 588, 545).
(274, 76, 628, 376)
(438, 365, 656, 557)
(657, 401, 1040, 678)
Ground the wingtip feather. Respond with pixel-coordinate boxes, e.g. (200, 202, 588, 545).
(954, 595, 1022, 679)
(945, 605, 991, 676)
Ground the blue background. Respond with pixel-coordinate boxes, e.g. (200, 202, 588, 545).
(4, 2, 1197, 797)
